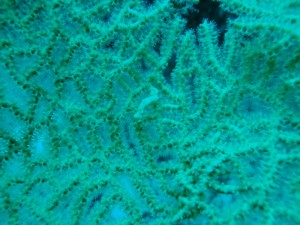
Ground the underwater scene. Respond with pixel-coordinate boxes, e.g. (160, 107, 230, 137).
(0, 0, 299, 224)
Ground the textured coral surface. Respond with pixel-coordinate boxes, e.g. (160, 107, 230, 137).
(0, 0, 300, 224)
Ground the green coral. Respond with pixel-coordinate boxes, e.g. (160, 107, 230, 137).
(0, 0, 300, 224)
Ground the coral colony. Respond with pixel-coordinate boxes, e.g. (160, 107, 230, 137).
(0, 0, 299, 224)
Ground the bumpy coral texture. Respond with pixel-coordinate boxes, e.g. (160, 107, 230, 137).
(0, 0, 299, 224)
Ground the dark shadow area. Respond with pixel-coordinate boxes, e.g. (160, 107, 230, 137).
(162, 53, 176, 85)
(143, 0, 155, 7)
(87, 193, 102, 214)
(124, 124, 138, 157)
(182, 0, 236, 45)
(156, 152, 173, 163)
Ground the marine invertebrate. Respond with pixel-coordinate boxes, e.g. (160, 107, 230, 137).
(0, 0, 299, 224)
